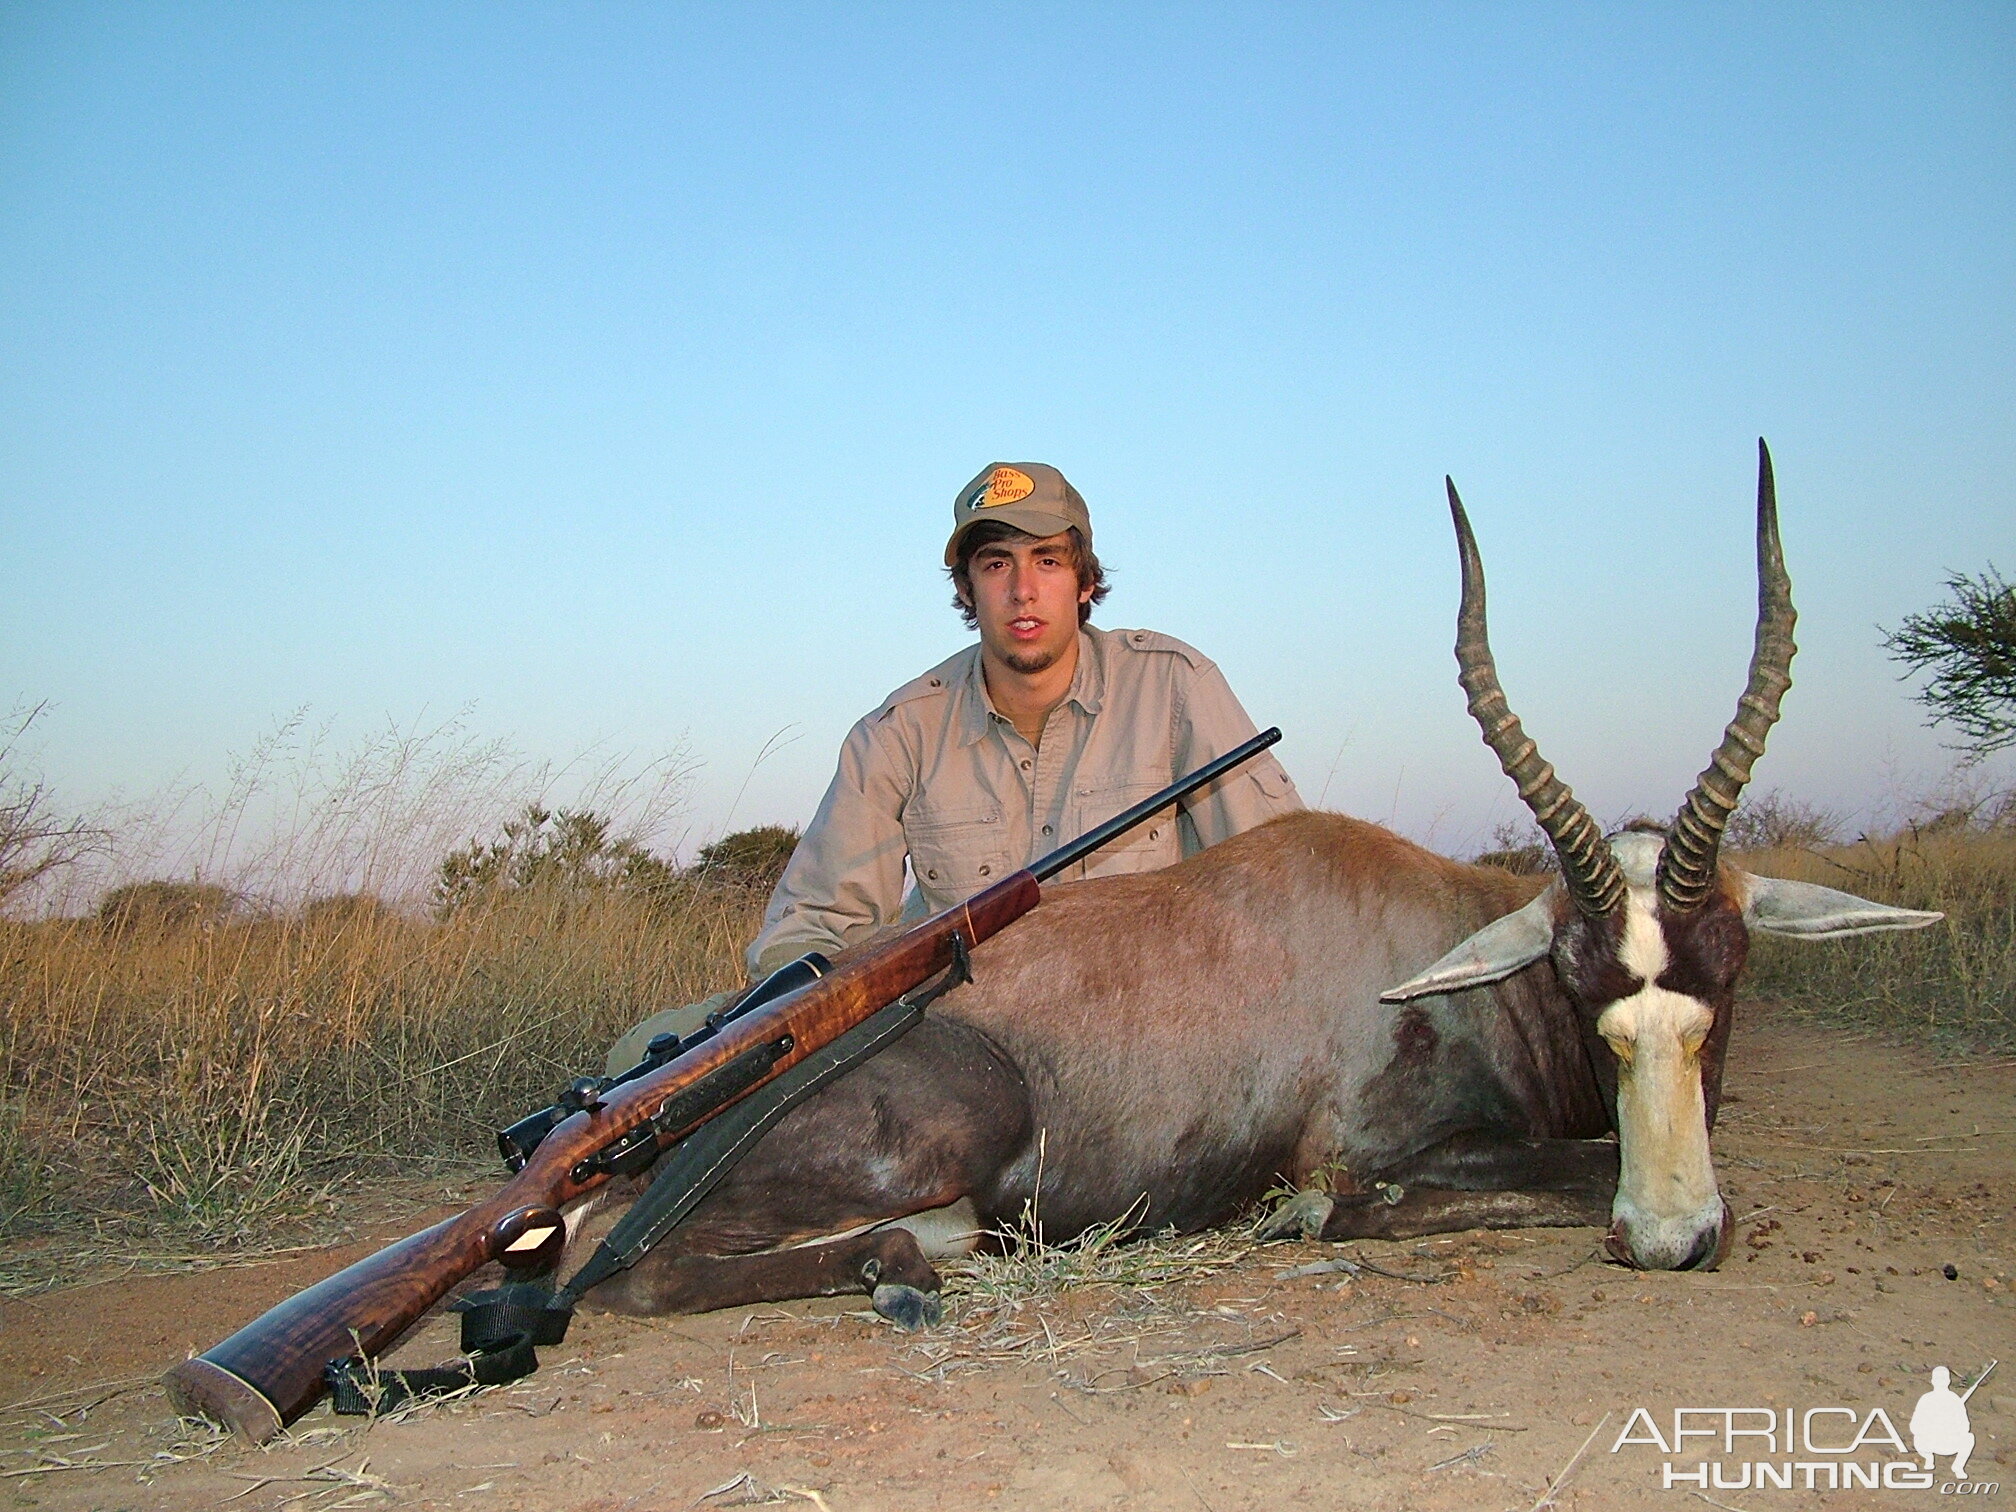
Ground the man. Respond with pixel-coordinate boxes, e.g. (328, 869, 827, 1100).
(607, 462, 1300, 1071)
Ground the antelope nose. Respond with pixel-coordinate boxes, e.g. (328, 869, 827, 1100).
(1605, 1202, 1731, 1272)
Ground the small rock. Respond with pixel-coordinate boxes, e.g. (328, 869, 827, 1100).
(1944, 1264, 1959, 1280)
(1390, 1390, 1413, 1404)
(696, 1409, 726, 1430)
(1799, 1310, 1819, 1326)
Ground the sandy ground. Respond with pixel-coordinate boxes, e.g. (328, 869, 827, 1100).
(2, 1007, 2011, 1512)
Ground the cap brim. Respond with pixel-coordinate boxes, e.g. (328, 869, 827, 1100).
(943, 507, 1080, 565)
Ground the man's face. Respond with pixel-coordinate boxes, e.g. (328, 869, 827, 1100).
(963, 533, 1094, 676)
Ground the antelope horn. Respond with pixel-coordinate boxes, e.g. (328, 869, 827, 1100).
(1449, 478, 1626, 918)
(1656, 439, 1798, 912)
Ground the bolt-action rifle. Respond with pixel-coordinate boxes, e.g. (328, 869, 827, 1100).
(165, 729, 1282, 1443)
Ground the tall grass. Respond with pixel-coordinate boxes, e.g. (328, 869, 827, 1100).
(0, 710, 767, 1247)
(0, 884, 763, 1243)
(1741, 825, 2016, 1052)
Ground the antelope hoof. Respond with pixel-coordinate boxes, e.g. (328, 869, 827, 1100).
(871, 1282, 943, 1331)
(1257, 1188, 1336, 1243)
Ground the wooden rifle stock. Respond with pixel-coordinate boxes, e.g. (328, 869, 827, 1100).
(164, 728, 1280, 1441)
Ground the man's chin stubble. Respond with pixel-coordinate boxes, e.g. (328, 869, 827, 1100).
(997, 643, 1064, 675)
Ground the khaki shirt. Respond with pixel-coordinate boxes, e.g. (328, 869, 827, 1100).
(747, 625, 1302, 977)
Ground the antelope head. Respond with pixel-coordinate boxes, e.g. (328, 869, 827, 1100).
(1382, 442, 1942, 1271)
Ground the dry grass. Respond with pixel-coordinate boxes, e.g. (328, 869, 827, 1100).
(0, 883, 763, 1245)
(1740, 823, 2016, 1052)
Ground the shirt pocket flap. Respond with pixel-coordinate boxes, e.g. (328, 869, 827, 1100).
(905, 804, 1010, 894)
(1069, 780, 1182, 874)
(1250, 758, 1295, 802)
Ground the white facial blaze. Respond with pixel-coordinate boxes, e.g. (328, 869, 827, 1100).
(1597, 900, 1723, 1266)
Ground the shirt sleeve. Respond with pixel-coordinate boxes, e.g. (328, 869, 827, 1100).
(1172, 659, 1303, 851)
(745, 713, 915, 978)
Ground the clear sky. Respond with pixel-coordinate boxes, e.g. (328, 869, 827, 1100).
(4, 4, 2012, 887)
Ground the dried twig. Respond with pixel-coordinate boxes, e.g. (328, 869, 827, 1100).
(1428, 1442, 1494, 1472)
(0, 1374, 157, 1417)
(1528, 1411, 1610, 1511)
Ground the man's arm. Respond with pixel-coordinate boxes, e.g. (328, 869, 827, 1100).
(1173, 659, 1303, 849)
(745, 715, 915, 979)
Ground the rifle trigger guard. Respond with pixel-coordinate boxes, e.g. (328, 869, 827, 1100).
(900, 931, 972, 1014)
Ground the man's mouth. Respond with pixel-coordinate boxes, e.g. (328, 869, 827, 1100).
(1008, 617, 1044, 638)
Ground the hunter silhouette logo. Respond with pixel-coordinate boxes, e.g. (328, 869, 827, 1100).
(1609, 1358, 1999, 1494)
(1912, 1363, 1988, 1480)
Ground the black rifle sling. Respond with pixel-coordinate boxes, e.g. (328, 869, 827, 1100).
(327, 940, 970, 1415)
(555, 992, 929, 1299)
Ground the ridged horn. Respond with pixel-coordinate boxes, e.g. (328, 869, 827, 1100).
(1449, 478, 1626, 918)
(1656, 439, 1798, 912)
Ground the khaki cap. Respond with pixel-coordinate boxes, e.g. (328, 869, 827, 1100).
(944, 462, 1092, 566)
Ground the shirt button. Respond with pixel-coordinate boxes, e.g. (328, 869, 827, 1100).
(978, 864, 991, 876)
(928, 677, 942, 688)
(1149, 829, 1160, 841)
(925, 869, 938, 881)
(1019, 759, 1031, 771)
(1042, 824, 1053, 835)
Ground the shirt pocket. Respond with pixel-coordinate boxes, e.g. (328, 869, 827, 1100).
(1068, 780, 1182, 878)
(904, 802, 1011, 899)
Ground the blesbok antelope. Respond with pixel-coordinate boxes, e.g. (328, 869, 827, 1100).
(571, 442, 1939, 1327)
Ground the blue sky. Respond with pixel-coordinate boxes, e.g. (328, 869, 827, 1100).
(4, 4, 2012, 880)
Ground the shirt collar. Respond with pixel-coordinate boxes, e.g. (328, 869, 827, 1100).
(955, 629, 1104, 746)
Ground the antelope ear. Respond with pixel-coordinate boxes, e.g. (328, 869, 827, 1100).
(1381, 890, 1556, 1002)
(1740, 873, 1944, 938)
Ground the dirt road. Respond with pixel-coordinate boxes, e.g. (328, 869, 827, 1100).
(3, 1008, 2010, 1511)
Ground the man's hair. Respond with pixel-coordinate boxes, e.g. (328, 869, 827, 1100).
(948, 521, 1111, 630)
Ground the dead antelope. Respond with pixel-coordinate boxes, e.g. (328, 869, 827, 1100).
(571, 440, 1939, 1328)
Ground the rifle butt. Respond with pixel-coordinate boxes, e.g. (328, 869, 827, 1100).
(161, 1200, 563, 1441)
(163, 1356, 285, 1443)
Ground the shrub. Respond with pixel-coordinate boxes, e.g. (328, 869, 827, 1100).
(435, 806, 678, 916)
(689, 824, 800, 895)
(1725, 789, 1844, 851)
(96, 879, 239, 935)
(1473, 820, 1553, 875)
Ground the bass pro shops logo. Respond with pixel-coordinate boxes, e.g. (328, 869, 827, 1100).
(1612, 1360, 1998, 1496)
(965, 466, 1036, 511)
